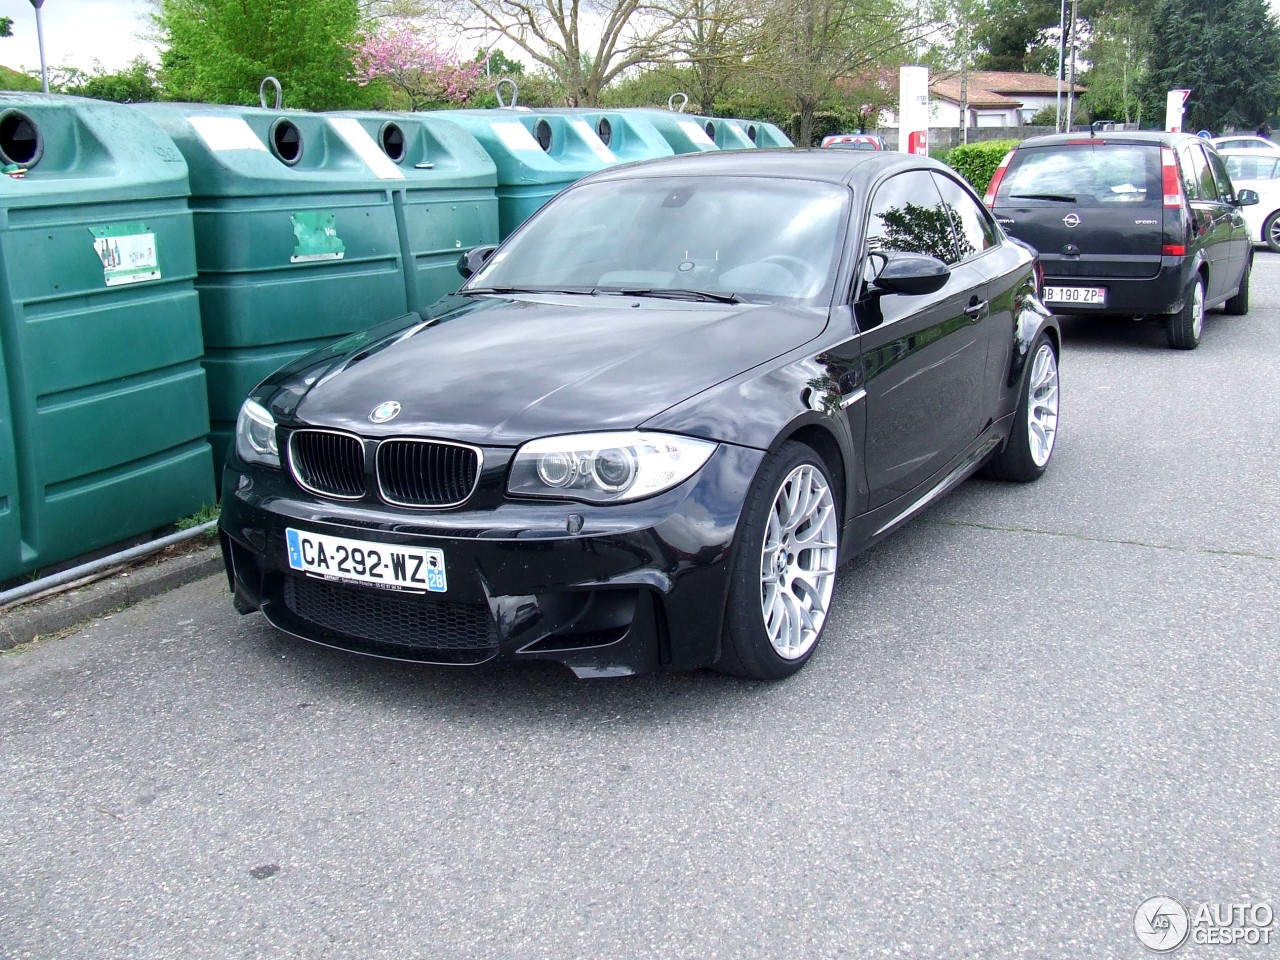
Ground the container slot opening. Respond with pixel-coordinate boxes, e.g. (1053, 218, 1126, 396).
(380, 122, 405, 163)
(270, 119, 303, 165)
(535, 119, 553, 152)
(0, 111, 41, 167)
(596, 117, 612, 146)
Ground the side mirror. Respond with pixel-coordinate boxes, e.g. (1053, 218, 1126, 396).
(457, 244, 499, 279)
(1235, 188, 1260, 207)
(871, 252, 951, 296)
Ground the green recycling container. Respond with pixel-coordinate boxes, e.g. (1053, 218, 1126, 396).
(339, 111, 499, 309)
(694, 115, 758, 150)
(0, 94, 214, 583)
(137, 104, 416, 466)
(424, 109, 623, 238)
(627, 109, 723, 155)
(538, 109, 676, 163)
(720, 117, 792, 148)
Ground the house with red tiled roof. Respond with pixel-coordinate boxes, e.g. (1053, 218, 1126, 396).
(880, 70, 1086, 129)
(934, 70, 1086, 126)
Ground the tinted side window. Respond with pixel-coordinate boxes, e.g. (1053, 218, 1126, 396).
(865, 170, 965, 264)
(1207, 151, 1234, 199)
(932, 172, 997, 258)
(1181, 144, 1219, 201)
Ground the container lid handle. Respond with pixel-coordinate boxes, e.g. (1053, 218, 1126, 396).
(667, 93, 689, 113)
(260, 76, 283, 110)
(496, 78, 518, 108)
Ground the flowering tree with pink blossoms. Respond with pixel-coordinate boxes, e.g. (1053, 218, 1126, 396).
(351, 27, 488, 110)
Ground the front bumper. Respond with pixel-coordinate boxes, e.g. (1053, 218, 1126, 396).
(218, 443, 764, 677)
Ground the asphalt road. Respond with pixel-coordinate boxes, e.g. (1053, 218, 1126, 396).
(3, 256, 1278, 960)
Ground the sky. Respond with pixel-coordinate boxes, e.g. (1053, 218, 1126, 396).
(2, 0, 159, 74)
(7, 0, 1280, 77)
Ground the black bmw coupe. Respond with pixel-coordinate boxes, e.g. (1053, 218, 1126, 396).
(219, 149, 1060, 680)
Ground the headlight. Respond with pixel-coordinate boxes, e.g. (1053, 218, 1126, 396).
(508, 432, 716, 503)
(235, 399, 280, 468)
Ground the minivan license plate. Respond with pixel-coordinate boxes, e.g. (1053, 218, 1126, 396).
(286, 528, 446, 593)
(1043, 285, 1106, 305)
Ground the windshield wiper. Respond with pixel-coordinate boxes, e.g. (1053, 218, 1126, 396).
(1008, 192, 1078, 202)
(462, 285, 597, 296)
(615, 287, 747, 304)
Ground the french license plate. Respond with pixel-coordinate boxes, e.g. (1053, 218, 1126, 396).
(1043, 285, 1107, 305)
(285, 528, 446, 593)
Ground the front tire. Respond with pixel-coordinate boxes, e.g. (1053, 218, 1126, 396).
(1264, 210, 1280, 253)
(982, 333, 1059, 483)
(719, 442, 839, 680)
(1166, 274, 1204, 350)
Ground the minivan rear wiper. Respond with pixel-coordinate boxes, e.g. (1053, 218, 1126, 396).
(615, 288, 747, 304)
(1008, 192, 1077, 202)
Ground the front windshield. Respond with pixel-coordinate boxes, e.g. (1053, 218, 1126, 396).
(468, 175, 849, 305)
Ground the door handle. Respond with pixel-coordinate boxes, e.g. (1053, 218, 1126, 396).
(964, 298, 988, 320)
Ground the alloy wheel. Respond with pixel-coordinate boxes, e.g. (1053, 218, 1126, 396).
(1027, 343, 1060, 468)
(759, 463, 838, 660)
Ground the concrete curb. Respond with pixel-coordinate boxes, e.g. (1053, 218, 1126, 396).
(0, 542, 224, 651)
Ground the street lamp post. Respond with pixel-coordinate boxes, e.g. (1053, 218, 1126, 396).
(29, 0, 49, 94)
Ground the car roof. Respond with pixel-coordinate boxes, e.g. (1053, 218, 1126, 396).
(1013, 130, 1217, 150)
(582, 148, 949, 188)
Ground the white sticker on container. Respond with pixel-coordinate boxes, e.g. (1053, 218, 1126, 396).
(328, 117, 405, 180)
(91, 224, 160, 286)
(678, 121, 716, 146)
(188, 116, 269, 153)
(570, 120, 618, 163)
(492, 121, 544, 152)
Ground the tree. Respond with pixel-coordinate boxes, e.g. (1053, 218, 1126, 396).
(53, 58, 163, 103)
(1, 16, 13, 38)
(751, 0, 926, 146)
(155, 0, 373, 110)
(1140, 0, 1280, 131)
(351, 25, 487, 110)
(1080, 0, 1156, 123)
(653, 0, 761, 114)
(441, 0, 691, 105)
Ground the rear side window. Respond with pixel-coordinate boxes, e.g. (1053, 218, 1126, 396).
(997, 144, 1160, 206)
(932, 172, 998, 257)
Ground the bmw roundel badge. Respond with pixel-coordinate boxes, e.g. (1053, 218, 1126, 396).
(370, 401, 401, 424)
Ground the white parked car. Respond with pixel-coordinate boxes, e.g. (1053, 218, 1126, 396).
(1221, 148, 1280, 250)
(1211, 134, 1280, 152)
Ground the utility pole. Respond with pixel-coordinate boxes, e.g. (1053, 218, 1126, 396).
(1065, 0, 1079, 131)
(29, 0, 48, 94)
(1055, 0, 1066, 131)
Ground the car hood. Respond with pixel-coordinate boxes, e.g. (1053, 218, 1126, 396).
(263, 294, 828, 446)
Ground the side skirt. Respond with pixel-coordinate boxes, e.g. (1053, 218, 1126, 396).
(838, 417, 1012, 563)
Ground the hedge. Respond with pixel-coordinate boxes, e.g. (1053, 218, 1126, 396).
(943, 139, 1020, 195)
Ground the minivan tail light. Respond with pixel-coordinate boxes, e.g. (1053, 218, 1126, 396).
(1163, 244, 1187, 256)
(983, 150, 1015, 208)
(1161, 147, 1184, 208)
